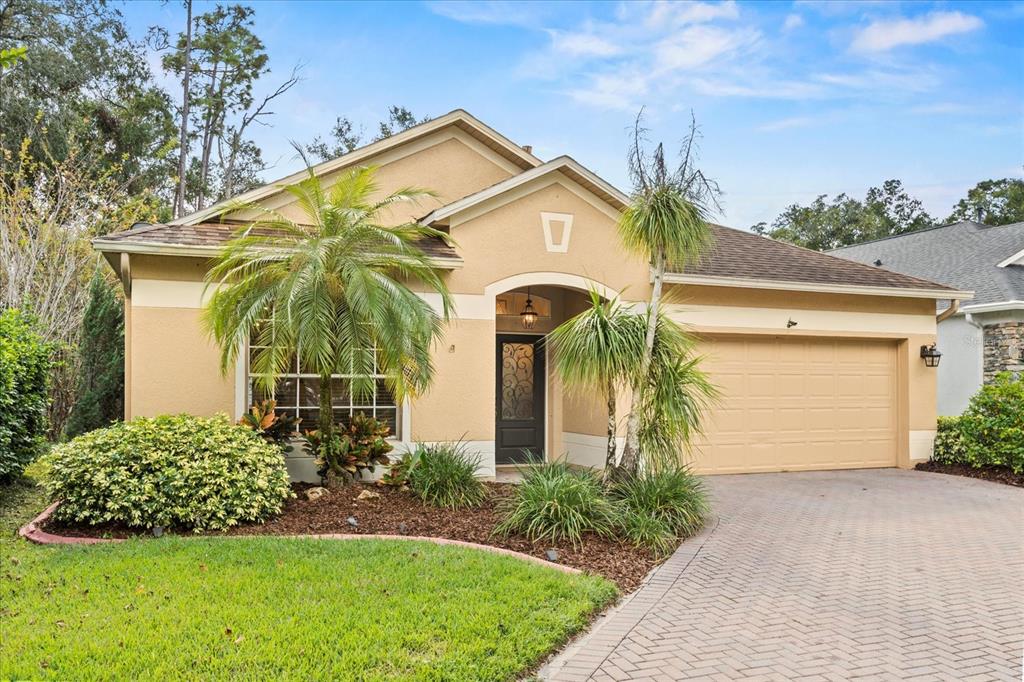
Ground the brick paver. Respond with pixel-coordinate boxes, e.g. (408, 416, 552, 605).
(544, 470, 1024, 681)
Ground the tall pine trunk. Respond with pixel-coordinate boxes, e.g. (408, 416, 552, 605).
(617, 247, 665, 477)
(173, 0, 192, 219)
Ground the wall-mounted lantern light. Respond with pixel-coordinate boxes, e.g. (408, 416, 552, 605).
(520, 288, 538, 329)
(920, 344, 942, 368)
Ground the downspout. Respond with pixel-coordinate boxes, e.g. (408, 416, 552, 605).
(936, 299, 959, 323)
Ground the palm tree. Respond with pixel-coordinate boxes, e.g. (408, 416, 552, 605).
(549, 291, 717, 476)
(203, 161, 453, 452)
(616, 111, 720, 477)
(547, 290, 644, 470)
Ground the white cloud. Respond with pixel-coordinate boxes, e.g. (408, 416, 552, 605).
(654, 25, 759, 71)
(547, 30, 623, 58)
(757, 116, 815, 132)
(692, 78, 824, 99)
(782, 14, 804, 31)
(642, 0, 740, 27)
(426, 1, 550, 27)
(851, 11, 983, 53)
(910, 102, 969, 115)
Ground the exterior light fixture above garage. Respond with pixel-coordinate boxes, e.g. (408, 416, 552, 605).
(920, 344, 942, 368)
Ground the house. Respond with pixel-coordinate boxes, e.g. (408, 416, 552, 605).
(831, 221, 1023, 416)
(92, 110, 971, 480)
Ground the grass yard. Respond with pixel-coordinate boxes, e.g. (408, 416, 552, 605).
(0, 481, 616, 681)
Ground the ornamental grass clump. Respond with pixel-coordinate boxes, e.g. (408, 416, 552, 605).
(494, 461, 620, 546)
(43, 414, 293, 531)
(611, 466, 709, 538)
(405, 441, 487, 509)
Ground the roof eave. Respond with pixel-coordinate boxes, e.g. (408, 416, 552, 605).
(91, 239, 464, 270)
(663, 272, 974, 301)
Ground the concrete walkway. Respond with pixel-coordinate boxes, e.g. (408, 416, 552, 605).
(543, 469, 1023, 681)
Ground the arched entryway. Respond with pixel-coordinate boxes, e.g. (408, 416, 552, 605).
(484, 274, 620, 467)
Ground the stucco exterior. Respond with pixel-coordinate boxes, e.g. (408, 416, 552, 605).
(96, 111, 964, 480)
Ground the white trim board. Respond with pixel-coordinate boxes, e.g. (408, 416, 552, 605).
(664, 272, 974, 301)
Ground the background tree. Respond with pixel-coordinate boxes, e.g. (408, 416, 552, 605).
(615, 111, 718, 478)
(65, 270, 124, 438)
(0, 309, 54, 479)
(0, 0, 176, 193)
(946, 178, 1024, 226)
(0, 133, 158, 434)
(752, 179, 933, 250)
(203, 159, 453, 481)
(305, 105, 426, 162)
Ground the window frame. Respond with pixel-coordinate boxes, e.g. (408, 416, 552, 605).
(246, 340, 401, 440)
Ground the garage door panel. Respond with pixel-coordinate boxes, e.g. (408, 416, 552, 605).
(688, 336, 899, 474)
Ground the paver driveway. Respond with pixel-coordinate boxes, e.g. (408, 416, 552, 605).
(544, 469, 1023, 681)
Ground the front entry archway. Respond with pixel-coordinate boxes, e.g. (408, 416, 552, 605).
(495, 334, 546, 464)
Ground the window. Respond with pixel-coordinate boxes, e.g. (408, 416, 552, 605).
(247, 342, 399, 437)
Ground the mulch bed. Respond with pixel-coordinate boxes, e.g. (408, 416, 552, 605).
(42, 482, 670, 592)
(915, 461, 1024, 487)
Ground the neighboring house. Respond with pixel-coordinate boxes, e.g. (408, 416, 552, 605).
(832, 221, 1023, 416)
(92, 110, 970, 480)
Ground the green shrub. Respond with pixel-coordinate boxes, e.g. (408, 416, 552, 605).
(0, 309, 54, 480)
(65, 272, 124, 438)
(404, 441, 487, 509)
(308, 412, 393, 483)
(620, 511, 676, 557)
(932, 416, 970, 464)
(43, 414, 293, 531)
(932, 374, 1024, 474)
(610, 466, 709, 538)
(494, 462, 620, 546)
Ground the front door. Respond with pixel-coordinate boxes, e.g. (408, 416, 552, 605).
(495, 334, 545, 464)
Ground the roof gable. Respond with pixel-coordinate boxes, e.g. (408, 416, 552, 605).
(171, 109, 541, 227)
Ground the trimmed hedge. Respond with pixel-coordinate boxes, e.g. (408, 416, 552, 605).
(932, 373, 1024, 474)
(43, 414, 293, 531)
(0, 309, 54, 480)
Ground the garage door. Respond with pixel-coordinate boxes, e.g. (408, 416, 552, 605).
(688, 335, 899, 474)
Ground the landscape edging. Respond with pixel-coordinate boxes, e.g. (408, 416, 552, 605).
(17, 502, 581, 574)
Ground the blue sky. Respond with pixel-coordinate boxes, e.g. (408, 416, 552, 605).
(123, 0, 1023, 229)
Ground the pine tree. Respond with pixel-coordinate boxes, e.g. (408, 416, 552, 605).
(65, 271, 124, 437)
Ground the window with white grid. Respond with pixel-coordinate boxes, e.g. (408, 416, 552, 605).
(247, 341, 399, 438)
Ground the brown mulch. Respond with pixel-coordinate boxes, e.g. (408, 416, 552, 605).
(42, 482, 670, 592)
(915, 461, 1024, 487)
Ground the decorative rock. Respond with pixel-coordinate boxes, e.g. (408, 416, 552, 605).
(545, 549, 559, 563)
(398, 522, 408, 534)
(305, 487, 329, 501)
(152, 526, 164, 538)
(346, 516, 359, 528)
(356, 490, 381, 501)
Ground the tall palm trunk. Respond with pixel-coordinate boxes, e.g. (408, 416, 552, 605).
(605, 380, 617, 470)
(618, 247, 666, 476)
(318, 372, 333, 443)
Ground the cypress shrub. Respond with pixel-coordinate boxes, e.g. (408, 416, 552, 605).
(65, 272, 124, 437)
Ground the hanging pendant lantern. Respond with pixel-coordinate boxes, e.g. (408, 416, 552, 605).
(520, 289, 538, 329)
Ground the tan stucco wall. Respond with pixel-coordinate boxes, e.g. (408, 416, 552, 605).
(446, 178, 650, 297)
(227, 132, 515, 227)
(128, 306, 235, 419)
(410, 319, 495, 442)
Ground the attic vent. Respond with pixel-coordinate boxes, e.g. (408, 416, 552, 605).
(522, 144, 533, 154)
(131, 222, 150, 230)
(873, 259, 883, 266)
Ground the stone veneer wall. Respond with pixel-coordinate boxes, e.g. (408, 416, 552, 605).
(983, 321, 1024, 382)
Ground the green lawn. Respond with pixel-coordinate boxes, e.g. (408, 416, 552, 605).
(0, 481, 616, 681)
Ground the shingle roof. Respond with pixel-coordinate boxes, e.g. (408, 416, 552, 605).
(93, 222, 460, 261)
(830, 221, 1024, 306)
(673, 224, 960, 292)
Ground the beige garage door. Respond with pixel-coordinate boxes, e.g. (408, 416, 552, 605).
(688, 335, 899, 474)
